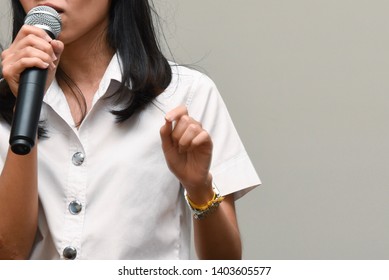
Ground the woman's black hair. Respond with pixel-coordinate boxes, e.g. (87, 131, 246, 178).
(0, 0, 172, 130)
(108, 0, 172, 121)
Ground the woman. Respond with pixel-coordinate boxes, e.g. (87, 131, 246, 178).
(0, 0, 260, 259)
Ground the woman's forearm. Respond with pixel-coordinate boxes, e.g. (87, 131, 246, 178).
(0, 147, 38, 259)
(193, 194, 242, 260)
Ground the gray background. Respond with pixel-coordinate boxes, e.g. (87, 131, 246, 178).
(2, 0, 389, 259)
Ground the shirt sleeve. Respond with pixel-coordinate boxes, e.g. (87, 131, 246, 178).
(186, 73, 261, 200)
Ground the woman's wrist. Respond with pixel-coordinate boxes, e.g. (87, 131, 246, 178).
(185, 188, 225, 220)
(184, 173, 226, 220)
(184, 173, 214, 205)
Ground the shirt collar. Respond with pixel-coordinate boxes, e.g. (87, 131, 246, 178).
(91, 53, 123, 106)
(44, 53, 123, 107)
(43, 54, 124, 126)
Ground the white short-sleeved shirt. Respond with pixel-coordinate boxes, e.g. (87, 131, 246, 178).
(0, 54, 261, 259)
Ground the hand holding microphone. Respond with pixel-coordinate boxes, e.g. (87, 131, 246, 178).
(4, 6, 62, 155)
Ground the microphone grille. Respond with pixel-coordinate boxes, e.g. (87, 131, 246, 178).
(24, 6, 62, 39)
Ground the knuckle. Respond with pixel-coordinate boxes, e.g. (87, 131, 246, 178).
(1, 50, 8, 60)
(24, 33, 44, 45)
(20, 25, 33, 32)
(1, 67, 11, 79)
(43, 44, 53, 53)
(21, 25, 42, 36)
(24, 46, 35, 55)
(44, 52, 52, 62)
(172, 133, 180, 142)
(19, 57, 31, 68)
(18, 25, 30, 36)
(180, 115, 191, 124)
(188, 123, 200, 132)
(178, 139, 188, 147)
(202, 129, 210, 136)
(25, 33, 36, 41)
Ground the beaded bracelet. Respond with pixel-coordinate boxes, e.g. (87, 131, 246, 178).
(185, 191, 225, 220)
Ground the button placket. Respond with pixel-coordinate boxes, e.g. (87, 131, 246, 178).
(61, 139, 88, 260)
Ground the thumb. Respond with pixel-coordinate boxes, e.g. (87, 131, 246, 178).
(51, 39, 64, 65)
(45, 39, 64, 91)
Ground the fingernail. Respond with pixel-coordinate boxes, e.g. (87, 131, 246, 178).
(52, 53, 58, 61)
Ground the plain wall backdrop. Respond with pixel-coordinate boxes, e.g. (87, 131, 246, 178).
(2, 0, 389, 259)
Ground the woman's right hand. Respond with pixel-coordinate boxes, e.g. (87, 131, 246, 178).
(1, 25, 64, 97)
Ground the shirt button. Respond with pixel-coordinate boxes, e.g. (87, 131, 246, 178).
(63, 246, 77, 260)
(72, 152, 85, 166)
(69, 200, 82, 215)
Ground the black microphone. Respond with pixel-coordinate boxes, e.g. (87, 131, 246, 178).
(9, 6, 61, 155)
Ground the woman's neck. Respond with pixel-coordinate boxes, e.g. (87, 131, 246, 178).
(59, 40, 114, 87)
(56, 37, 115, 126)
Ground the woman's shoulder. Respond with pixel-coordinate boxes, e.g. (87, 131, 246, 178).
(155, 63, 221, 113)
(167, 62, 217, 94)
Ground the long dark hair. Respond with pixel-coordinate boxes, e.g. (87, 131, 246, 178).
(0, 0, 172, 130)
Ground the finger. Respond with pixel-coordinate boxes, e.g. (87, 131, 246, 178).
(3, 48, 52, 74)
(3, 38, 57, 72)
(181, 129, 212, 154)
(2, 57, 49, 81)
(15, 25, 53, 43)
(19, 45, 55, 64)
(178, 123, 203, 153)
(189, 130, 213, 152)
(165, 105, 190, 147)
(20, 35, 56, 57)
(171, 115, 193, 145)
(2, 41, 53, 64)
(45, 40, 64, 88)
(50, 40, 64, 64)
(160, 118, 174, 152)
(11, 25, 57, 59)
(165, 105, 188, 122)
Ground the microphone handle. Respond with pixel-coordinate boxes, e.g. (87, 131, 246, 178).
(9, 67, 48, 155)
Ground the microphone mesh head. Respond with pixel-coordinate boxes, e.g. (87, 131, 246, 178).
(24, 6, 62, 39)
